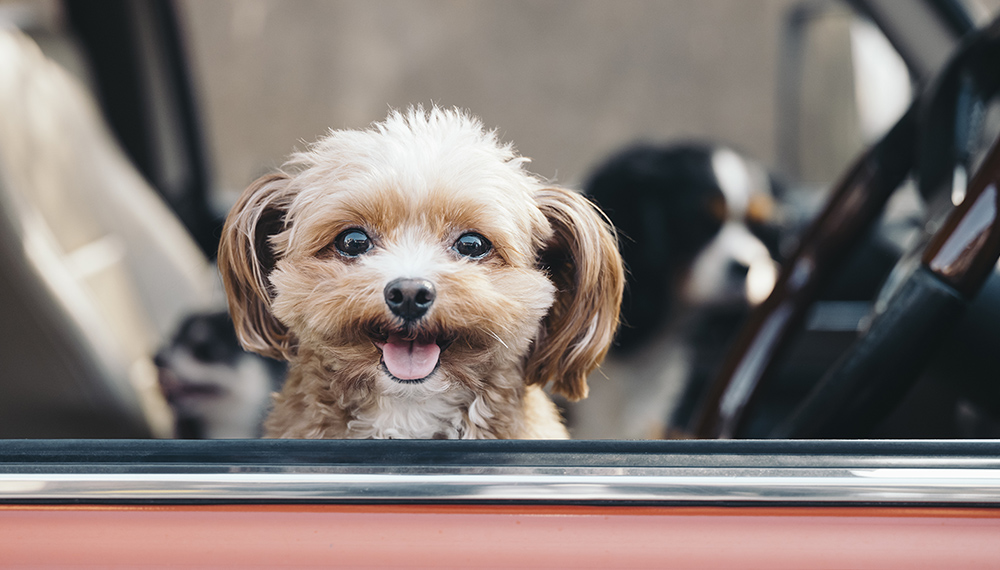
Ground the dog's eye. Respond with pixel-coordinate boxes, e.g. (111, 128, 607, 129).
(334, 229, 372, 257)
(453, 232, 492, 258)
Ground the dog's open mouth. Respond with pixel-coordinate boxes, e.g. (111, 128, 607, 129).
(374, 334, 445, 383)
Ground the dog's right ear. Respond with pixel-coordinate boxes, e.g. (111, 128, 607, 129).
(217, 173, 297, 360)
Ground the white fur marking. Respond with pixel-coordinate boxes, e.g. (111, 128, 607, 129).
(347, 380, 477, 439)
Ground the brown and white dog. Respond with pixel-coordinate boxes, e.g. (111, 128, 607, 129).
(218, 108, 623, 439)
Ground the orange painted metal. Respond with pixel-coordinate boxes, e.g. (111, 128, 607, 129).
(1, 504, 998, 568)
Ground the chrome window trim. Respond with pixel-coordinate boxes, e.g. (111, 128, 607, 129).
(1, 467, 1000, 504)
(2, 440, 1000, 505)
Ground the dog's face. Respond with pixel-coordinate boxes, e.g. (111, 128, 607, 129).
(585, 143, 780, 350)
(155, 312, 281, 438)
(219, 108, 623, 408)
(680, 147, 779, 308)
(265, 134, 558, 398)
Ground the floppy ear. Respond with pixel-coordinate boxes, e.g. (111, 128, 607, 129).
(526, 188, 625, 401)
(217, 173, 298, 360)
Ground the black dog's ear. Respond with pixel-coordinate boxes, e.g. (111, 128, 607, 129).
(217, 173, 298, 360)
(583, 147, 676, 351)
(584, 144, 727, 351)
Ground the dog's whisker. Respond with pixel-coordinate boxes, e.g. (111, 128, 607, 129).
(481, 320, 516, 341)
(496, 321, 516, 336)
(486, 329, 510, 350)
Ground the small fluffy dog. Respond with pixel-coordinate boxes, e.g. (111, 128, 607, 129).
(218, 108, 623, 439)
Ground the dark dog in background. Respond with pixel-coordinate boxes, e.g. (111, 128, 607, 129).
(155, 311, 285, 438)
(569, 143, 786, 438)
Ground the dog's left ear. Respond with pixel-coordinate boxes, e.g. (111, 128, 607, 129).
(217, 173, 297, 360)
(526, 188, 624, 401)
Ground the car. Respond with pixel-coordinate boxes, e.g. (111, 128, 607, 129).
(0, 0, 999, 567)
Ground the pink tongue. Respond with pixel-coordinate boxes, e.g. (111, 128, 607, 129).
(380, 335, 441, 380)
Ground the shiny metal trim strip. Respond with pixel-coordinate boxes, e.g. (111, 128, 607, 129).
(1, 466, 1000, 504)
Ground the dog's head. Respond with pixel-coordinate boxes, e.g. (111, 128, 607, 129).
(155, 311, 283, 438)
(218, 108, 622, 402)
(585, 143, 780, 350)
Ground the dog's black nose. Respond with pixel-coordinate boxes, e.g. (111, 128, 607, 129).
(384, 278, 436, 320)
(728, 260, 750, 278)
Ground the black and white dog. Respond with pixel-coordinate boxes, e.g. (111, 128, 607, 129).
(155, 311, 285, 438)
(570, 143, 785, 438)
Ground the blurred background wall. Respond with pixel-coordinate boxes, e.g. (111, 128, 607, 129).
(178, 0, 804, 205)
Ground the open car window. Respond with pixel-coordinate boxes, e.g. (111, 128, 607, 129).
(0, 0, 998, 441)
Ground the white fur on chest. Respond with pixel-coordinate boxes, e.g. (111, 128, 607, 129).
(345, 386, 490, 439)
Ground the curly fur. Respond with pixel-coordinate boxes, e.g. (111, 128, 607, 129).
(218, 107, 623, 439)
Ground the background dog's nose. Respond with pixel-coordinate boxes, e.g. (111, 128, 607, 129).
(728, 259, 750, 278)
(384, 278, 436, 320)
